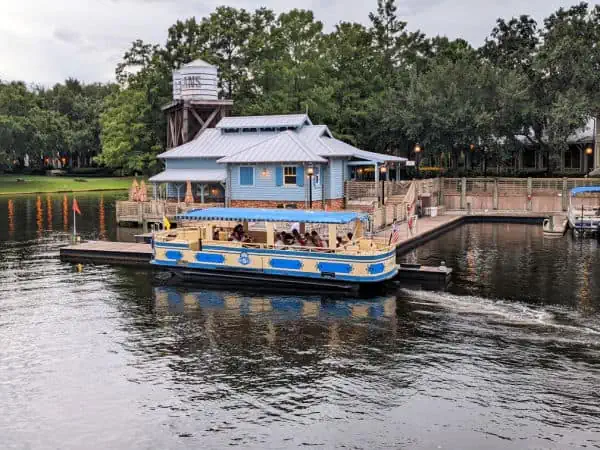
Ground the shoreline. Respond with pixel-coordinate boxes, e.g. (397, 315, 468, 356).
(0, 188, 128, 196)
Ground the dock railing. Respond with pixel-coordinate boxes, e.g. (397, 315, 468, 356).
(116, 200, 224, 226)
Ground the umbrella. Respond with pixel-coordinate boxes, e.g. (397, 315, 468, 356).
(184, 180, 194, 204)
(139, 180, 148, 202)
(129, 179, 139, 201)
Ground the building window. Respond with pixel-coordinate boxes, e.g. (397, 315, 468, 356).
(313, 166, 320, 185)
(240, 166, 254, 186)
(284, 166, 297, 185)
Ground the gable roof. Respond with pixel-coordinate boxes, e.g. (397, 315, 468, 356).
(216, 114, 311, 130)
(157, 114, 406, 163)
(217, 131, 327, 163)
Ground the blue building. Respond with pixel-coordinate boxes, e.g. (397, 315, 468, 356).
(150, 113, 405, 210)
(150, 60, 405, 209)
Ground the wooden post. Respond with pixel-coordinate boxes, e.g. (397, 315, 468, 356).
(527, 177, 533, 211)
(374, 164, 380, 207)
(182, 103, 189, 143)
(266, 222, 274, 246)
(460, 177, 467, 210)
(493, 178, 499, 210)
(328, 224, 337, 250)
(562, 177, 568, 211)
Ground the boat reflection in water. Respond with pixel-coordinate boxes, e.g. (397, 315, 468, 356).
(153, 286, 396, 322)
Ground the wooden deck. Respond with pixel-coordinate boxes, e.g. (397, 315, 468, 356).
(60, 241, 152, 266)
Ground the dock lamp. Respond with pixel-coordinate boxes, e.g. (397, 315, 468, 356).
(307, 166, 314, 208)
(414, 144, 422, 177)
(380, 166, 388, 205)
(586, 146, 593, 156)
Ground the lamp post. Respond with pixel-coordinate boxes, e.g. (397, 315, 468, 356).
(307, 166, 314, 208)
(380, 166, 387, 205)
(414, 144, 422, 178)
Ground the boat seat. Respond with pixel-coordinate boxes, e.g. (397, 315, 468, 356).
(359, 240, 374, 251)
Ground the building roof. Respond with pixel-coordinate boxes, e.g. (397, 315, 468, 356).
(217, 131, 327, 164)
(148, 168, 226, 183)
(177, 207, 368, 224)
(158, 114, 407, 163)
(183, 59, 215, 68)
(216, 114, 311, 130)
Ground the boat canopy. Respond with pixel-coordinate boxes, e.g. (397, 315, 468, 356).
(571, 186, 600, 196)
(176, 207, 368, 224)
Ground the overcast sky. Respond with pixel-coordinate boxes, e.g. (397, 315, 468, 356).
(0, 0, 571, 85)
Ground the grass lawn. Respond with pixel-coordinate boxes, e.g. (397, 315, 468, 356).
(0, 175, 141, 194)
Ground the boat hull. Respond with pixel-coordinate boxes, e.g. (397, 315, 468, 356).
(151, 243, 398, 290)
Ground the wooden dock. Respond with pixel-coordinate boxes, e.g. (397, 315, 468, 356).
(59, 241, 452, 289)
(60, 241, 152, 266)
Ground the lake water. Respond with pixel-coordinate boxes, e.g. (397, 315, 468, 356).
(1, 192, 599, 449)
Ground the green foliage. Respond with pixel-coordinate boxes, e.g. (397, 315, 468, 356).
(97, 88, 162, 175)
(4, 1, 600, 176)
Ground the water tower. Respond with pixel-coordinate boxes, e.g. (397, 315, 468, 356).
(163, 59, 233, 148)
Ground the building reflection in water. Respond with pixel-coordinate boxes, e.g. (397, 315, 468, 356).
(46, 195, 53, 232)
(62, 195, 68, 232)
(36, 196, 43, 235)
(99, 195, 106, 239)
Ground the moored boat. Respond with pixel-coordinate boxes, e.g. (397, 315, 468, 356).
(150, 208, 399, 291)
(567, 187, 600, 237)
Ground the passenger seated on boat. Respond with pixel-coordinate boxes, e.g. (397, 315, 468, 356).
(275, 233, 285, 248)
(310, 230, 324, 248)
(292, 229, 306, 246)
(336, 236, 343, 248)
(283, 232, 295, 245)
(303, 232, 314, 247)
(346, 232, 354, 244)
(212, 228, 220, 240)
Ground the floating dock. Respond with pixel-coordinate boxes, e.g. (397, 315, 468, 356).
(59, 241, 452, 289)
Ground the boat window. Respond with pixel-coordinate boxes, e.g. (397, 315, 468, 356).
(239, 166, 254, 186)
(284, 166, 297, 186)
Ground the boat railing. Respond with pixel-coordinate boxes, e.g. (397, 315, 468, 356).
(200, 239, 394, 256)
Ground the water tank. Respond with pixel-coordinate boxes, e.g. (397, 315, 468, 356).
(172, 69, 183, 100)
(176, 59, 218, 101)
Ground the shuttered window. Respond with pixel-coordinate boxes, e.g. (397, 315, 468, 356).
(239, 166, 254, 186)
(284, 166, 297, 186)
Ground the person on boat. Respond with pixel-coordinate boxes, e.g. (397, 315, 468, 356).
(291, 222, 300, 234)
(346, 232, 354, 244)
(292, 229, 306, 246)
(213, 228, 220, 240)
(310, 230, 324, 247)
(303, 232, 314, 247)
(336, 236, 343, 248)
(230, 224, 244, 242)
(282, 232, 295, 245)
(274, 233, 285, 248)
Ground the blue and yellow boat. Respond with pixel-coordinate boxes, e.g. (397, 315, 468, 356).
(151, 207, 398, 291)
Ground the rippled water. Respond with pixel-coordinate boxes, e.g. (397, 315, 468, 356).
(1, 193, 599, 449)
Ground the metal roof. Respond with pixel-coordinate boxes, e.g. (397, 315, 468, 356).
(217, 131, 327, 163)
(571, 186, 600, 196)
(148, 168, 226, 183)
(158, 116, 407, 163)
(176, 207, 368, 224)
(183, 59, 215, 68)
(216, 114, 311, 130)
(157, 129, 270, 159)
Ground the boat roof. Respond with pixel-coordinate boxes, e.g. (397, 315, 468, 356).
(176, 207, 368, 224)
(571, 186, 600, 196)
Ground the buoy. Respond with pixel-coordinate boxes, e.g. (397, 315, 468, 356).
(77, 263, 83, 272)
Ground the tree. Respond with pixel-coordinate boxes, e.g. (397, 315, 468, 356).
(97, 88, 162, 174)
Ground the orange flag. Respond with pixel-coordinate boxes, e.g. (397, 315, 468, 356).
(73, 198, 82, 215)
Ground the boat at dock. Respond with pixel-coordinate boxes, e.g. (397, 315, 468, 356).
(150, 207, 399, 291)
(543, 215, 568, 237)
(567, 187, 600, 237)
